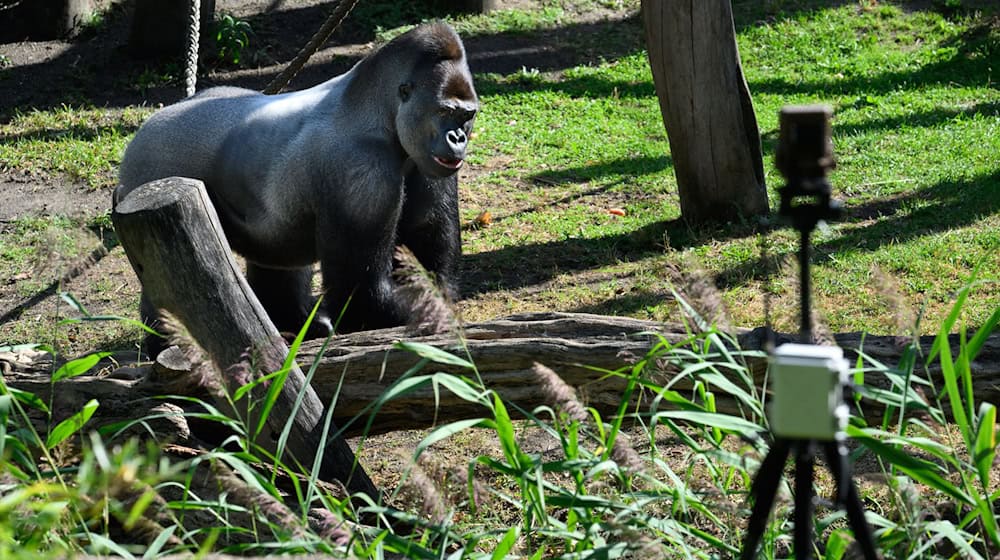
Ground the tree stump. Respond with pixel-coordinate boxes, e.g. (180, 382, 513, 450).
(111, 177, 379, 500)
(642, 0, 769, 223)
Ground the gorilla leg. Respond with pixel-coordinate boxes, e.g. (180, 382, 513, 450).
(397, 169, 461, 299)
(246, 264, 332, 338)
(140, 291, 168, 358)
(318, 215, 409, 333)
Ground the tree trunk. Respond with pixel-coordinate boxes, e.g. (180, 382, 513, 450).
(0, 0, 94, 40)
(641, 0, 769, 223)
(111, 177, 379, 500)
(129, 0, 216, 59)
(295, 313, 1000, 434)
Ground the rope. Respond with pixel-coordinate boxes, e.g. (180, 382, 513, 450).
(184, 0, 201, 98)
(262, 0, 361, 95)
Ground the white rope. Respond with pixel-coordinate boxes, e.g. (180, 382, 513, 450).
(184, 0, 200, 98)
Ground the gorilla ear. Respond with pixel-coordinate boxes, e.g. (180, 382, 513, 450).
(398, 82, 413, 102)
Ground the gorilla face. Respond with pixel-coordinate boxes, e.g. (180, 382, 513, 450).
(396, 62, 478, 179)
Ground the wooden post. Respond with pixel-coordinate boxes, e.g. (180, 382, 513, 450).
(111, 177, 379, 500)
(642, 0, 769, 223)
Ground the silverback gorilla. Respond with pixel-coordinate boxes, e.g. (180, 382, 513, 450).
(117, 22, 477, 344)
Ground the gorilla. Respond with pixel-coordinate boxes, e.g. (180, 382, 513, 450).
(116, 22, 477, 344)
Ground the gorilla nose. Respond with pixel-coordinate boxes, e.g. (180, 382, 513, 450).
(446, 128, 467, 149)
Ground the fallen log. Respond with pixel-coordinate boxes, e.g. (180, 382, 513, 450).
(9, 314, 995, 441)
(110, 177, 379, 499)
(293, 313, 1000, 434)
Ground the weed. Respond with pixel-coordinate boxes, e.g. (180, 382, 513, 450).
(214, 13, 252, 66)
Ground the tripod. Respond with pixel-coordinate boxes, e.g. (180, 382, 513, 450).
(740, 106, 879, 560)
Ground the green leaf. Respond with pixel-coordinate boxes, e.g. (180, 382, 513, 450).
(847, 425, 973, 505)
(52, 352, 111, 382)
(59, 291, 91, 317)
(491, 525, 520, 560)
(253, 298, 324, 439)
(973, 403, 997, 487)
(823, 528, 850, 560)
(928, 263, 980, 363)
(912, 521, 985, 560)
(143, 525, 177, 558)
(395, 341, 474, 369)
(491, 393, 521, 468)
(652, 410, 763, 437)
(4, 386, 49, 413)
(46, 399, 98, 449)
(966, 305, 1000, 365)
(415, 417, 488, 458)
(58, 314, 161, 336)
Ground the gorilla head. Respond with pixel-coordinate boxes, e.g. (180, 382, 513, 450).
(393, 24, 479, 179)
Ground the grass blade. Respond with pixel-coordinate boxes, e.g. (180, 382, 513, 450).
(46, 398, 98, 449)
(395, 341, 475, 369)
(51, 352, 110, 382)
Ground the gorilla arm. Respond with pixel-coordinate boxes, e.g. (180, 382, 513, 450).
(397, 168, 461, 300)
(314, 144, 410, 332)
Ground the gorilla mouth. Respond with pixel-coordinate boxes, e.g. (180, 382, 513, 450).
(433, 155, 464, 170)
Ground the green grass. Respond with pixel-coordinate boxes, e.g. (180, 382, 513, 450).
(0, 105, 150, 190)
(454, 1, 999, 336)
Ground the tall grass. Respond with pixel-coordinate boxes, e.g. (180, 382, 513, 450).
(0, 274, 996, 558)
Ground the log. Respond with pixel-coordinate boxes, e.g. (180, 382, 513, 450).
(641, 0, 769, 223)
(5, 314, 998, 440)
(111, 177, 379, 500)
(295, 313, 1000, 434)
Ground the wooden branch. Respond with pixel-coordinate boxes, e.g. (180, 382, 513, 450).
(111, 177, 379, 500)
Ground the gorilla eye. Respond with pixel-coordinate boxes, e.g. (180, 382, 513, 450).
(398, 83, 413, 101)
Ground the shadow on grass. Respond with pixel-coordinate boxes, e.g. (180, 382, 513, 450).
(831, 100, 1000, 136)
(9, 0, 977, 116)
(463, 167, 998, 311)
(749, 15, 1000, 98)
(0, 226, 119, 327)
(0, 121, 143, 144)
(715, 169, 1000, 289)
(0, 1, 647, 117)
(460, 216, 764, 298)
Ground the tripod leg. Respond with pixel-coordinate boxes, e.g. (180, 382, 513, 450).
(794, 440, 816, 560)
(823, 441, 880, 560)
(741, 439, 792, 560)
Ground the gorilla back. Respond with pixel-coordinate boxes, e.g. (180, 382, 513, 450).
(117, 22, 477, 340)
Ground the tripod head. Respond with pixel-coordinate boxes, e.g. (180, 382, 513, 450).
(776, 105, 844, 233)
